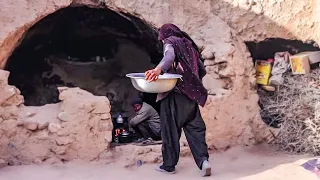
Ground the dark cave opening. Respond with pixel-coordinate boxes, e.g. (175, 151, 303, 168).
(246, 38, 320, 128)
(5, 6, 162, 118)
(245, 38, 320, 62)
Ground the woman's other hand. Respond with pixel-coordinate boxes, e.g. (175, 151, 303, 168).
(145, 67, 162, 82)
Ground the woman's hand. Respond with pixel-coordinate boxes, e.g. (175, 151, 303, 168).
(145, 67, 162, 82)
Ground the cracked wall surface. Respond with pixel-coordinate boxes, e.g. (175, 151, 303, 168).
(1, 0, 315, 163)
(211, 0, 320, 42)
(0, 75, 113, 164)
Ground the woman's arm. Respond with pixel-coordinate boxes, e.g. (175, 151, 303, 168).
(145, 44, 175, 82)
(156, 44, 175, 73)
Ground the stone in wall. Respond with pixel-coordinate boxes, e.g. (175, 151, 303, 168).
(0, 70, 24, 106)
(0, 70, 24, 166)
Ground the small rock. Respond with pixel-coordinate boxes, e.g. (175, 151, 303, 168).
(0, 70, 10, 84)
(57, 87, 69, 94)
(23, 122, 39, 131)
(7, 158, 21, 166)
(34, 158, 42, 165)
(100, 113, 110, 120)
(180, 147, 192, 156)
(0, 159, 7, 168)
(0, 87, 16, 105)
(137, 149, 145, 155)
(26, 111, 36, 117)
(44, 157, 62, 165)
(201, 45, 215, 60)
(55, 137, 73, 146)
(203, 75, 227, 93)
(204, 59, 217, 66)
(56, 130, 65, 136)
(38, 122, 49, 130)
(36, 131, 49, 140)
(57, 112, 68, 122)
(51, 146, 67, 155)
(25, 131, 32, 137)
(16, 121, 23, 126)
(182, 141, 188, 147)
(48, 123, 61, 133)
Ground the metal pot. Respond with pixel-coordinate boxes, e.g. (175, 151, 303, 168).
(126, 73, 182, 93)
(119, 131, 132, 143)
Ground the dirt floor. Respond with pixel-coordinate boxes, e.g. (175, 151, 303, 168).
(0, 144, 318, 180)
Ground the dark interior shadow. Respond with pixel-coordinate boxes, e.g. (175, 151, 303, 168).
(4, 6, 162, 114)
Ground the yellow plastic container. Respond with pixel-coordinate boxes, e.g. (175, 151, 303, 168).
(255, 60, 272, 85)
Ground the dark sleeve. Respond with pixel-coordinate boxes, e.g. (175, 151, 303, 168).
(157, 44, 175, 72)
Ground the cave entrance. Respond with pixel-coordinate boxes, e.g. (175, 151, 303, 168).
(246, 38, 320, 128)
(5, 6, 162, 118)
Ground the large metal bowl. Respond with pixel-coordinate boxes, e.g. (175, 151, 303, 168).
(126, 73, 182, 93)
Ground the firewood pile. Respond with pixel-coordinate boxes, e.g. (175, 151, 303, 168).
(259, 69, 320, 155)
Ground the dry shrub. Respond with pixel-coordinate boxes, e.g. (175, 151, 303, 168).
(258, 69, 320, 155)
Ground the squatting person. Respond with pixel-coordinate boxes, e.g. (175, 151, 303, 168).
(129, 98, 161, 142)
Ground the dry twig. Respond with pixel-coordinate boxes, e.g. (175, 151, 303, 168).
(258, 69, 320, 155)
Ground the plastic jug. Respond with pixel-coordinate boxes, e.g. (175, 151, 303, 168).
(116, 114, 124, 124)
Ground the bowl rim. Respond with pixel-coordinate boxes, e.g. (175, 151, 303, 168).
(126, 73, 182, 79)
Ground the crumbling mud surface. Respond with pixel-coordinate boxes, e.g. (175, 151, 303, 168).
(0, 70, 114, 165)
(3, 0, 310, 164)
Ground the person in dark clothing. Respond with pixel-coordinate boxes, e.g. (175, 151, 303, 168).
(130, 98, 161, 142)
(145, 23, 211, 176)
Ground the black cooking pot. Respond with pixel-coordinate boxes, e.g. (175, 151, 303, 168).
(119, 131, 132, 143)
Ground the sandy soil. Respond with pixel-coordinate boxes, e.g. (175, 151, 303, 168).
(0, 145, 318, 180)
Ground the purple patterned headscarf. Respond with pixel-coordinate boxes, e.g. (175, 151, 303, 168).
(158, 24, 208, 107)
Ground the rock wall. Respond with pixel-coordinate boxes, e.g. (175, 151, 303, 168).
(0, 71, 113, 165)
(3, 0, 315, 162)
(211, 0, 320, 42)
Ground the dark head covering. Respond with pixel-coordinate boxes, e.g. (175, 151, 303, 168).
(158, 24, 201, 54)
(158, 23, 208, 107)
(131, 98, 143, 106)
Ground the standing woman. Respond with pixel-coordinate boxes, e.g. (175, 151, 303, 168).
(145, 24, 211, 177)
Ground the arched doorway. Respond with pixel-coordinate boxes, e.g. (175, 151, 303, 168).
(5, 6, 162, 117)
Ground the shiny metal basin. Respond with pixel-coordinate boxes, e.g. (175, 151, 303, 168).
(126, 73, 182, 93)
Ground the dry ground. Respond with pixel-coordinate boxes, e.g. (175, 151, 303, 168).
(0, 144, 318, 180)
